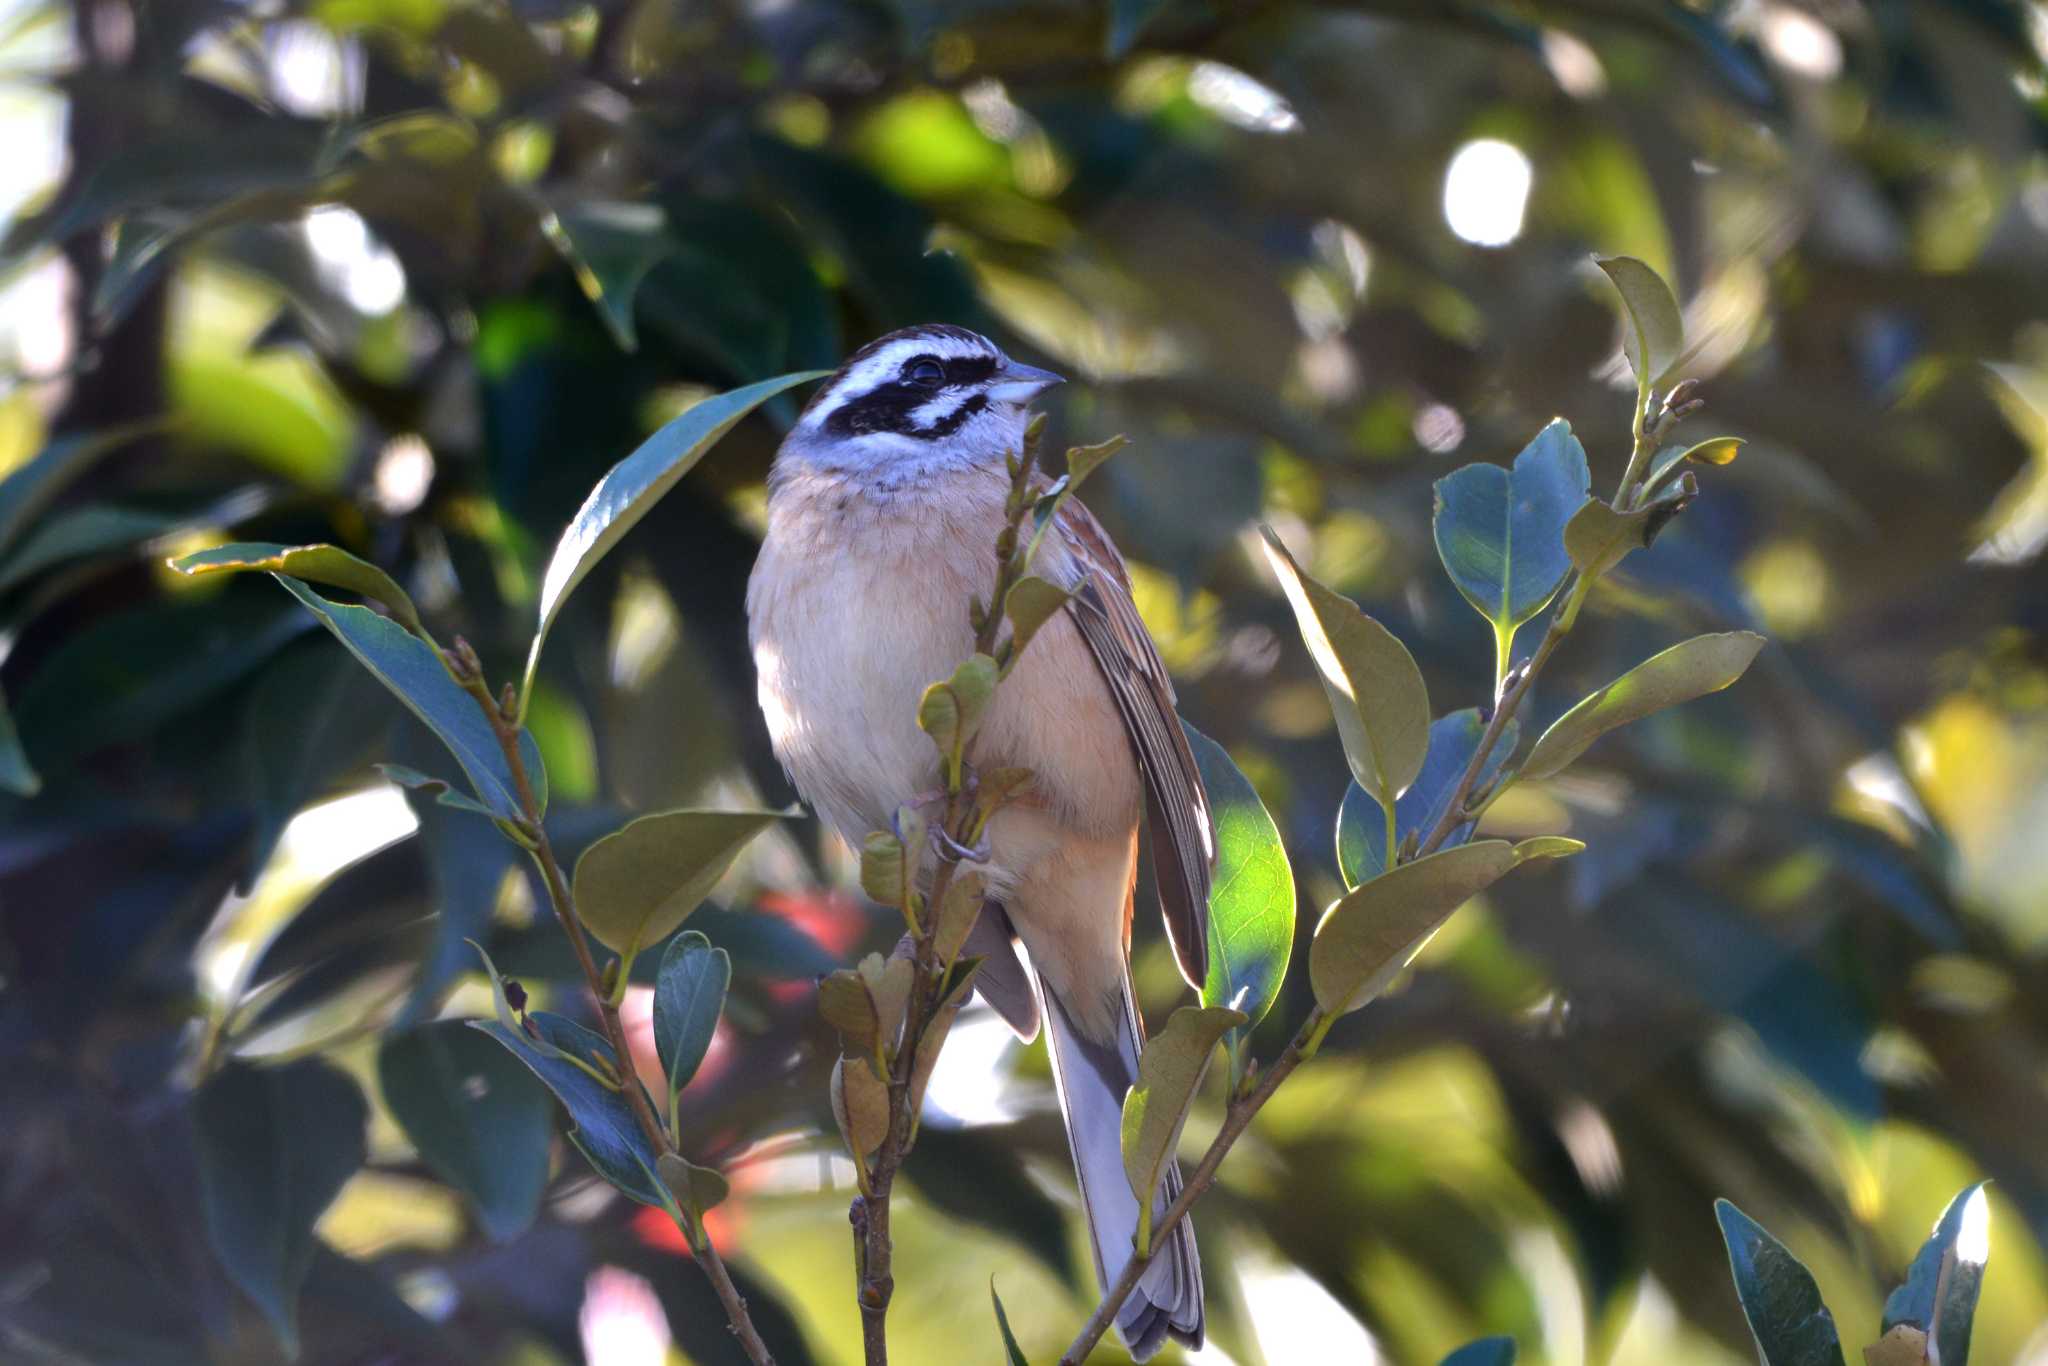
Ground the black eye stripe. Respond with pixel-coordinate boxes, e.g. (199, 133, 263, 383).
(822, 389, 989, 441)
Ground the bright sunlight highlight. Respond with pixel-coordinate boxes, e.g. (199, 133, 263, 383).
(1443, 138, 1533, 247)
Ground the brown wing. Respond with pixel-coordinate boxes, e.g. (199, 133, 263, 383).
(1054, 497, 1213, 989)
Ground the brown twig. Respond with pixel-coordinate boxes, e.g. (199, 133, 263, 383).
(450, 653, 778, 1366)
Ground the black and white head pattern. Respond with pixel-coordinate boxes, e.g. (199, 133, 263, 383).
(785, 325, 1060, 480)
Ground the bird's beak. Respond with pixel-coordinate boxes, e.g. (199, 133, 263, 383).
(988, 359, 1065, 403)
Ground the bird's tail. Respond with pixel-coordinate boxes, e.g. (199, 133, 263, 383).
(1038, 970, 1204, 1360)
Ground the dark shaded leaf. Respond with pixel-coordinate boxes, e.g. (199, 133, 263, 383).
(471, 1010, 666, 1206)
(1441, 1336, 1517, 1366)
(194, 1060, 367, 1353)
(0, 421, 165, 556)
(992, 1279, 1031, 1365)
(1336, 709, 1519, 887)
(0, 504, 177, 592)
(0, 686, 36, 797)
(542, 200, 675, 351)
(1431, 420, 1590, 649)
(653, 929, 730, 1128)
(378, 1021, 553, 1242)
(1714, 1199, 1845, 1366)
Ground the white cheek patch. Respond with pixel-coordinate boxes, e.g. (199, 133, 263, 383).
(909, 390, 969, 427)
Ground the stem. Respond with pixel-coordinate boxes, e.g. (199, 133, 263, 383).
(1059, 1011, 1325, 1365)
(454, 668, 778, 1366)
(851, 433, 1048, 1365)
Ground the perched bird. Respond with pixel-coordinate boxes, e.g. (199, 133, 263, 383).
(746, 324, 1214, 1358)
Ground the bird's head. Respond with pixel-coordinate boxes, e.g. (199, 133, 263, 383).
(785, 324, 1063, 477)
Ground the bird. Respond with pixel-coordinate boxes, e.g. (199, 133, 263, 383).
(745, 323, 1214, 1359)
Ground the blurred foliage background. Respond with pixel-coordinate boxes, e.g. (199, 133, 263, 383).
(4, 0, 2048, 1362)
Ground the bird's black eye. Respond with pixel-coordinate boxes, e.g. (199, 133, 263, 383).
(907, 359, 945, 387)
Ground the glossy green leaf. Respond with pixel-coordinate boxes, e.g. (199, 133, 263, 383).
(1714, 1199, 1846, 1366)
(992, 1279, 1031, 1366)
(1431, 420, 1590, 646)
(1183, 721, 1293, 1054)
(653, 930, 730, 1131)
(0, 687, 36, 797)
(1120, 1005, 1243, 1242)
(1441, 1337, 1518, 1366)
(522, 371, 826, 706)
(377, 1021, 552, 1242)
(573, 808, 782, 959)
(272, 578, 541, 821)
(1311, 841, 1518, 1015)
(0, 421, 165, 557)
(1336, 709, 1520, 887)
(1259, 526, 1429, 821)
(194, 1060, 367, 1354)
(1882, 1184, 1989, 1366)
(1522, 632, 1766, 781)
(1597, 254, 1686, 388)
(170, 542, 423, 635)
(470, 1011, 665, 1206)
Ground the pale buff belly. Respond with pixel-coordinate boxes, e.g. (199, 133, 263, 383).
(746, 472, 1141, 895)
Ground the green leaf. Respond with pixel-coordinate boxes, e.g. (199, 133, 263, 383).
(376, 762, 497, 817)
(1182, 722, 1293, 1055)
(1336, 709, 1519, 888)
(919, 654, 999, 770)
(470, 1010, 666, 1205)
(272, 578, 540, 821)
(194, 1060, 367, 1354)
(656, 1152, 730, 1221)
(1003, 575, 1073, 662)
(571, 808, 784, 959)
(1596, 254, 1686, 388)
(1714, 1199, 1846, 1366)
(992, 1279, 1031, 1366)
(540, 200, 674, 351)
(1678, 436, 1742, 466)
(0, 420, 165, 557)
(1310, 840, 1563, 1015)
(1064, 434, 1126, 488)
(0, 686, 37, 797)
(522, 371, 826, 706)
(653, 930, 730, 1131)
(1521, 632, 1766, 781)
(170, 542, 423, 635)
(377, 1021, 552, 1243)
(1431, 420, 1590, 651)
(1259, 526, 1430, 825)
(861, 829, 909, 908)
(1440, 1337, 1517, 1366)
(1564, 475, 1697, 581)
(818, 968, 882, 1056)
(1882, 1184, 1989, 1366)
(1119, 1004, 1244, 1244)
(0, 503, 177, 592)
(830, 1055, 892, 1159)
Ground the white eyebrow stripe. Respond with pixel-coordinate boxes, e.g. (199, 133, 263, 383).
(801, 330, 1002, 429)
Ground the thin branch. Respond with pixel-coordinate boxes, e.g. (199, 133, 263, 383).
(450, 654, 778, 1366)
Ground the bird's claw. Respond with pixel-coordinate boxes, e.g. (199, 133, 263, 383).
(930, 825, 990, 864)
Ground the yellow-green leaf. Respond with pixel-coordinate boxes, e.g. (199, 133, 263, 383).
(1065, 434, 1127, 488)
(572, 809, 783, 958)
(1259, 526, 1429, 815)
(1309, 841, 1520, 1015)
(1512, 836, 1586, 862)
(171, 541, 424, 635)
(830, 1056, 892, 1159)
(1679, 436, 1742, 466)
(1596, 255, 1685, 388)
(1119, 1005, 1244, 1224)
(1004, 575, 1072, 661)
(934, 869, 987, 965)
(1521, 632, 1766, 782)
(857, 952, 915, 1054)
(861, 830, 909, 907)
(656, 1152, 729, 1221)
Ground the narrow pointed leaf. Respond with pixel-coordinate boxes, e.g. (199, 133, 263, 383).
(1120, 1005, 1244, 1210)
(653, 931, 729, 1122)
(1311, 841, 1521, 1015)
(540, 200, 672, 352)
(1431, 420, 1590, 637)
(470, 1010, 665, 1205)
(992, 1280, 1031, 1365)
(1882, 1184, 1989, 1366)
(1183, 722, 1292, 1045)
(170, 541, 422, 634)
(1522, 632, 1766, 781)
(523, 371, 826, 703)
(1596, 255, 1685, 388)
(272, 578, 538, 820)
(1714, 1199, 1846, 1366)
(194, 1060, 367, 1354)
(1259, 526, 1429, 816)
(572, 808, 783, 958)
(378, 1021, 551, 1242)
(1337, 709, 1519, 887)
